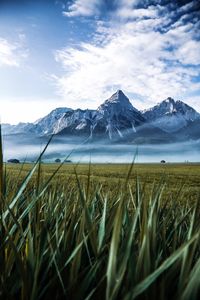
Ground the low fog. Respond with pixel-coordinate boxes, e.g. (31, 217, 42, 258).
(2, 134, 200, 163)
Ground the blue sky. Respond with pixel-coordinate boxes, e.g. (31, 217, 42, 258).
(0, 0, 200, 124)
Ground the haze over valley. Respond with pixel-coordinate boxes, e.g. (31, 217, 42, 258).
(2, 90, 200, 163)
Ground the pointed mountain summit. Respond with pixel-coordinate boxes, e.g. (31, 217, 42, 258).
(98, 90, 137, 114)
(93, 90, 145, 139)
(142, 97, 200, 132)
(56, 90, 145, 140)
(108, 89, 128, 102)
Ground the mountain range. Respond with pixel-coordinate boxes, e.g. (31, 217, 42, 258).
(2, 90, 200, 144)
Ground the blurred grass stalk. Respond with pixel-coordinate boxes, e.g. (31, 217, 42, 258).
(0, 127, 200, 300)
(0, 124, 5, 286)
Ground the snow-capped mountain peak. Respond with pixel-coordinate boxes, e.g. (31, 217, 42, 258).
(162, 97, 176, 113)
(34, 107, 72, 124)
(2, 91, 200, 142)
(163, 97, 175, 103)
(97, 90, 139, 115)
(34, 107, 73, 134)
(93, 90, 145, 139)
(142, 97, 200, 133)
(105, 89, 131, 104)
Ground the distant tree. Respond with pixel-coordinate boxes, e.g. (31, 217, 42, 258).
(8, 159, 20, 164)
(55, 158, 61, 163)
(160, 160, 166, 164)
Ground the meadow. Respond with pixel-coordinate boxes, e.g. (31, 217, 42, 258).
(5, 162, 200, 204)
(1, 147, 200, 299)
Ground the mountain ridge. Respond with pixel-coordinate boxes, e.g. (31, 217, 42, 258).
(142, 97, 200, 133)
(2, 90, 200, 143)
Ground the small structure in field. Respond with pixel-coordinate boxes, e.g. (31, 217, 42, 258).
(55, 158, 61, 163)
(160, 160, 166, 164)
(8, 158, 20, 164)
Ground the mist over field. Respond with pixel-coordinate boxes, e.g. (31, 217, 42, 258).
(3, 134, 200, 163)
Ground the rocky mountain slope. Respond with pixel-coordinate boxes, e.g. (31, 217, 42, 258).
(142, 97, 200, 133)
(2, 91, 200, 143)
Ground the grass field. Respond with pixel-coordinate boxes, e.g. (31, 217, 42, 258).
(6, 162, 200, 204)
(1, 155, 200, 299)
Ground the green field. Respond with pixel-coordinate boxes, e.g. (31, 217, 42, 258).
(6, 162, 200, 204)
(1, 161, 200, 299)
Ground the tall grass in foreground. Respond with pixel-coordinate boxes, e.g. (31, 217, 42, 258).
(0, 133, 200, 299)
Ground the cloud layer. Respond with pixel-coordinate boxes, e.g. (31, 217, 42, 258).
(63, 0, 101, 17)
(56, 0, 200, 109)
(0, 37, 28, 68)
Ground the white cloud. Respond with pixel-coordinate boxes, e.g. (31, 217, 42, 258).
(63, 0, 158, 19)
(0, 39, 19, 67)
(55, 3, 200, 110)
(0, 97, 66, 125)
(176, 40, 200, 65)
(117, 6, 158, 19)
(0, 38, 28, 67)
(63, 0, 101, 17)
(178, 1, 197, 13)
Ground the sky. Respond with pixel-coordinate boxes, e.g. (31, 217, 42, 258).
(0, 0, 200, 124)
